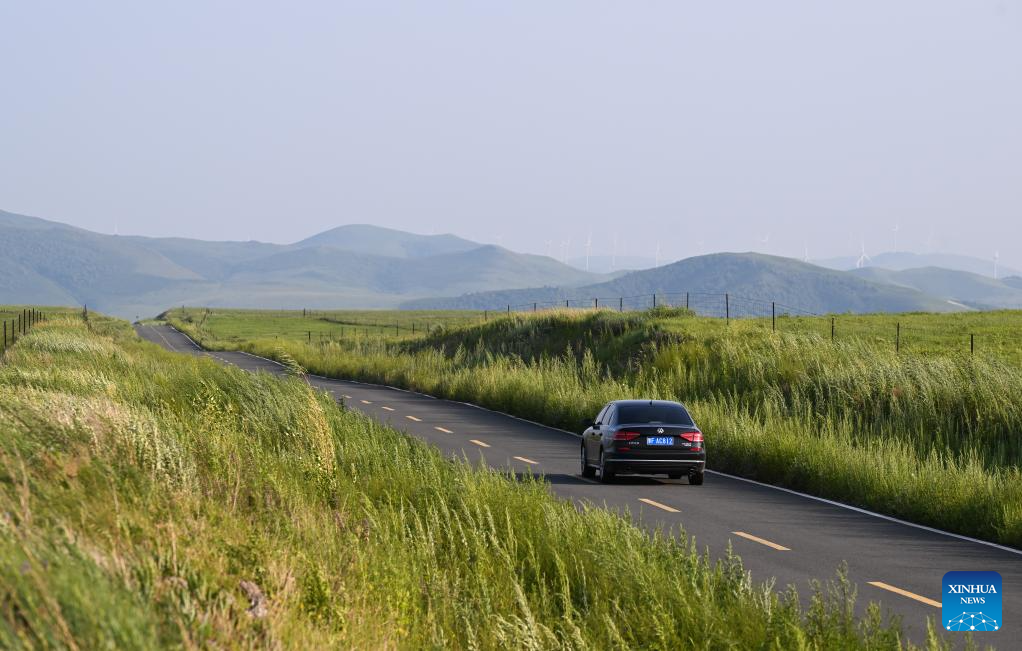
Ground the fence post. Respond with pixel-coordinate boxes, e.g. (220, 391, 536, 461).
(507, 304, 511, 316)
(3, 321, 6, 350)
(594, 298, 598, 309)
(566, 299, 570, 308)
(971, 333, 975, 355)
(686, 292, 689, 310)
(619, 297, 623, 312)
(772, 302, 775, 332)
(652, 294, 656, 308)
(308, 331, 311, 342)
(831, 317, 835, 341)
(484, 310, 488, 322)
(896, 322, 900, 353)
(725, 294, 730, 323)
(534, 302, 537, 312)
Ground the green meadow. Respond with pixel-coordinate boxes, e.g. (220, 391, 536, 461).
(0, 312, 947, 648)
(167, 306, 1022, 548)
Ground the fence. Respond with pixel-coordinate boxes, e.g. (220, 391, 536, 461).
(489, 292, 818, 322)
(1, 307, 47, 355)
(175, 292, 1019, 360)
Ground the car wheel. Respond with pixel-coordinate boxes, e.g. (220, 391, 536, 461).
(580, 444, 596, 478)
(599, 449, 615, 484)
(667, 471, 683, 480)
(689, 470, 704, 485)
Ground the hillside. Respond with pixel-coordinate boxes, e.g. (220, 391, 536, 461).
(296, 223, 480, 258)
(405, 253, 961, 314)
(818, 251, 1018, 277)
(0, 210, 607, 317)
(851, 266, 1022, 309)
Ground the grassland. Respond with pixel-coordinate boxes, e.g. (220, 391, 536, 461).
(163, 307, 486, 343)
(166, 306, 1022, 548)
(1, 311, 944, 648)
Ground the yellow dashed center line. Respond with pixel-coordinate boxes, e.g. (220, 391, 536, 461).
(469, 439, 490, 448)
(434, 426, 453, 433)
(360, 400, 372, 404)
(731, 531, 790, 551)
(868, 582, 941, 608)
(406, 415, 422, 422)
(637, 498, 680, 513)
(514, 456, 539, 465)
(381, 406, 395, 412)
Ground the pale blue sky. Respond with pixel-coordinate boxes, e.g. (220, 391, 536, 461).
(2, 2, 1019, 267)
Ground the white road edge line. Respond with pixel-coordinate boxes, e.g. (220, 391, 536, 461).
(381, 406, 395, 411)
(406, 415, 422, 422)
(165, 326, 1022, 558)
(435, 426, 453, 433)
(470, 439, 490, 448)
(513, 456, 538, 465)
(705, 470, 1022, 556)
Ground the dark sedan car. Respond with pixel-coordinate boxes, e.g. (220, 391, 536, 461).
(580, 400, 704, 484)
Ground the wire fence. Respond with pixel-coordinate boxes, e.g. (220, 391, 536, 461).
(173, 294, 1022, 362)
(492, 292, 818, 321)
(1, 308, 47, 354)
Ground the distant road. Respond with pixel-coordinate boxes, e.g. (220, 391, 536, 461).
(137, 323, 1020, 645)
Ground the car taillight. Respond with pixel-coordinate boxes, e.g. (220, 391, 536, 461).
(681, 431, 703, 451)
(613, 431, 641, 441)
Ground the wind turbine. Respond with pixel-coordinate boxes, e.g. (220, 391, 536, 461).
(544, 239, 553, 258)
(855, 239, 872, 269)
(891, 222, 900, 251)
(994, 251, 1000, 279)
(803, 241, 810, 263)
(584, 232, 593, 272)
(760, 233, 771, 253)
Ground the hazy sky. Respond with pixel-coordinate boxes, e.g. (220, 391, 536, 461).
(2, 2, 1019, 267)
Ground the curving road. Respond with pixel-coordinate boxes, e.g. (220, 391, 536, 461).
(137, 323, 1020, 645)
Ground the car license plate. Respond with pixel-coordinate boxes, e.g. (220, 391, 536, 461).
(647, 436, 673, 446)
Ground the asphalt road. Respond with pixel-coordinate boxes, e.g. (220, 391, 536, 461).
(138, 323, 1021, 645)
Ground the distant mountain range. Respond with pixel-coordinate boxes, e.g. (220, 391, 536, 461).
(0, 210, 610, 318)
(3, 209, 1021, 318)
(817, 251, 1019, 278)
(404, 253, 967, 314)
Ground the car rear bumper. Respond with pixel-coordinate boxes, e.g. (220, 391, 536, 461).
(605, 456, 705, 474)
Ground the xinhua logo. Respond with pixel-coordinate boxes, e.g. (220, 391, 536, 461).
(942, 571, 1002, 632)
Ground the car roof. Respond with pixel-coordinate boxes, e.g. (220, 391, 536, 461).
(613, 399, 686, 408)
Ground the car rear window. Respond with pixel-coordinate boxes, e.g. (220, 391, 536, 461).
(617, 403, 693, 426)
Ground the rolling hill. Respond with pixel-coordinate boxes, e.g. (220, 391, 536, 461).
(403, 253, 963, 314)
(817, 251, 1018, 278)
(0, 210, 609, 317)
(850, 266, 1022, 309)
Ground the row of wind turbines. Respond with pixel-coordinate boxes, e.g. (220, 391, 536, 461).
(532, 223, 1004, 280)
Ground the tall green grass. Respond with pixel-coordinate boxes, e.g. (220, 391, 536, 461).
(169, 309, 1022, 548)
(0, 315, 945, 648)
